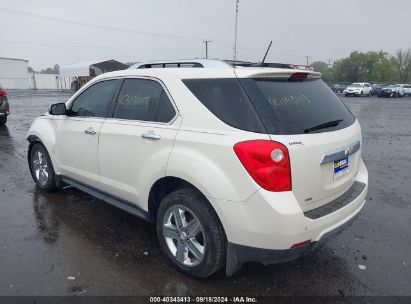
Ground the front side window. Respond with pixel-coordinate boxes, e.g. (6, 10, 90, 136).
(70, 80, 118, 118)
(113, 78, 175, 122)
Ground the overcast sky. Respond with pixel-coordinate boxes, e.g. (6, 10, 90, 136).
(0, 0, 410, 70)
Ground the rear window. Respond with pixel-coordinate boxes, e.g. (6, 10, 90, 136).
(183, 78, 355, 135)
(183, 79, 266, 133)
(241, 78, 355, 134)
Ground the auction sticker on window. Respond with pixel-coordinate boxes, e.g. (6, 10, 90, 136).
(334, 157, 349, 179)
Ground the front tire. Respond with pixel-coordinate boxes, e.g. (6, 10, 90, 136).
(29, 143, 57, 192)
(156, 188, 226, 278)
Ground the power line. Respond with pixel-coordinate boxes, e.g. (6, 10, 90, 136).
(0, 7, 204, 42)
(1, 40, 201, 52)
(0, 7, 311, 62)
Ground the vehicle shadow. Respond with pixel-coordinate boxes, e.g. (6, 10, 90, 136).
(0, 125, 16, 154)
(31, 186, 365, 296)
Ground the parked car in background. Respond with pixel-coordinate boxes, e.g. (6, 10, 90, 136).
(378, 84, 406, 98)
(331, 84, 347, 93)
(27, 61, 368, 277)
(0, 86, 10, 125)
(397, 84, 411, 96)
(343, 83, 372, 97)
(371, 84, 384, 96)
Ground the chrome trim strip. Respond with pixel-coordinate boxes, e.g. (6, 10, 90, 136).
(321, 141, 361, 164)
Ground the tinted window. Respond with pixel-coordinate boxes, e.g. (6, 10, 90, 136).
(113, 78, 175, 122)
(70, 80, 118, 117)
(241, 78, 355, 135)
(183, 79, 265, 133)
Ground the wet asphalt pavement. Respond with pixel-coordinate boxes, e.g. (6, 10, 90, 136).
(0, 90, 410, 296)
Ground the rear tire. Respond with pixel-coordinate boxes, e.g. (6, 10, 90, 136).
(29, 143, 57, 192)
(0, 116, 7, 125)
(156, 188, 226, 278)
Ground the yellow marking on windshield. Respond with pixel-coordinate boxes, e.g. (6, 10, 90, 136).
(118, 95, 150, 107)
(267, 95, 311, 108)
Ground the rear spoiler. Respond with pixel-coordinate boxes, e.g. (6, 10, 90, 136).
(234, 69, 322, 80)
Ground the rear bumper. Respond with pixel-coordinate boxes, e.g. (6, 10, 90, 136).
(226, 212, 358, 275)
(214, 160, 368, 275)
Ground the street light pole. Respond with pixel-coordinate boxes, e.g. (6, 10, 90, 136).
(203, 40, 211, 59)
(233, 0, 239, 60)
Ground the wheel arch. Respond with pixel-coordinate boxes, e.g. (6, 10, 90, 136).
(147, 175, 231, 240)
(148, 176, 203, 220)
(26, 118, 58, 173)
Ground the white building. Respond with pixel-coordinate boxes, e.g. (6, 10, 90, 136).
(0, 57, 30, 89)
(29, 73, 71, 90)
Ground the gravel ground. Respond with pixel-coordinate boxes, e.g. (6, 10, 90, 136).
(0, 90, 410, 296)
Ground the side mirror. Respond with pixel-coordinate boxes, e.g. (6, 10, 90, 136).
(49, 103, 67, 115)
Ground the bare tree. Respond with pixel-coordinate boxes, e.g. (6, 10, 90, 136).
(392, 49, 411, 83)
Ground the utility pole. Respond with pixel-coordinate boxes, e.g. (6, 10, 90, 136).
(203, 40, 211, 59)
(233, 0, 239, 60)
(305, 55, 311, 66)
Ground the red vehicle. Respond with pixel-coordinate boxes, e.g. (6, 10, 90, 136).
(0, 86, 10, 125)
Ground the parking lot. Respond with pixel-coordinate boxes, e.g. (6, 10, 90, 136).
(0, 90, 410, 296)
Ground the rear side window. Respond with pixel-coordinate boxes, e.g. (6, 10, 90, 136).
(241, 78, 355, 134)
(113, 78, 175, 122)
(182, 79, 265, 133)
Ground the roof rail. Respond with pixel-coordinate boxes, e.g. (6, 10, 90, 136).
(128, 59, 232, 69)
(128, 59, 297, 70)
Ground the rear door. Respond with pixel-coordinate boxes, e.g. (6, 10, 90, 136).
(55, 79, 119, 188)
(98, 77, 180, 207)
(240, 75, 361, 211)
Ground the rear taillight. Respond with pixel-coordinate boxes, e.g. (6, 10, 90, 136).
(289, 72, 308, 81)
(0, 89, 7, 97)
(234, 140, 291, 192)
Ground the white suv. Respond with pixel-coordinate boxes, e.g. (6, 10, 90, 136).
(343, 82, 372, 97)
(27, 62, 368, 277)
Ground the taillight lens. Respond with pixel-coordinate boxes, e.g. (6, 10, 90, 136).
(0, 89, 7, 97)
(289, 72, 308, 81)
(234, 140, 291, 192)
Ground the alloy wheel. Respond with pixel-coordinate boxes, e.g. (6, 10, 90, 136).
(162, 204, 205, 267)
(32, 150, 49, 186)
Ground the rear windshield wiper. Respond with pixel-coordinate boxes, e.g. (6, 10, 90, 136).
(304, 119, 343, 134)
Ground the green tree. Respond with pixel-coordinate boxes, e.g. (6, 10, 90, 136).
(328, 51, 398, 83)
(311, 61, 334, 82)
(311, 61, 328, 74)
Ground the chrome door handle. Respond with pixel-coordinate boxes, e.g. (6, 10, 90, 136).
(84, 127, 96, 135)
(142, 131, 161, 140)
